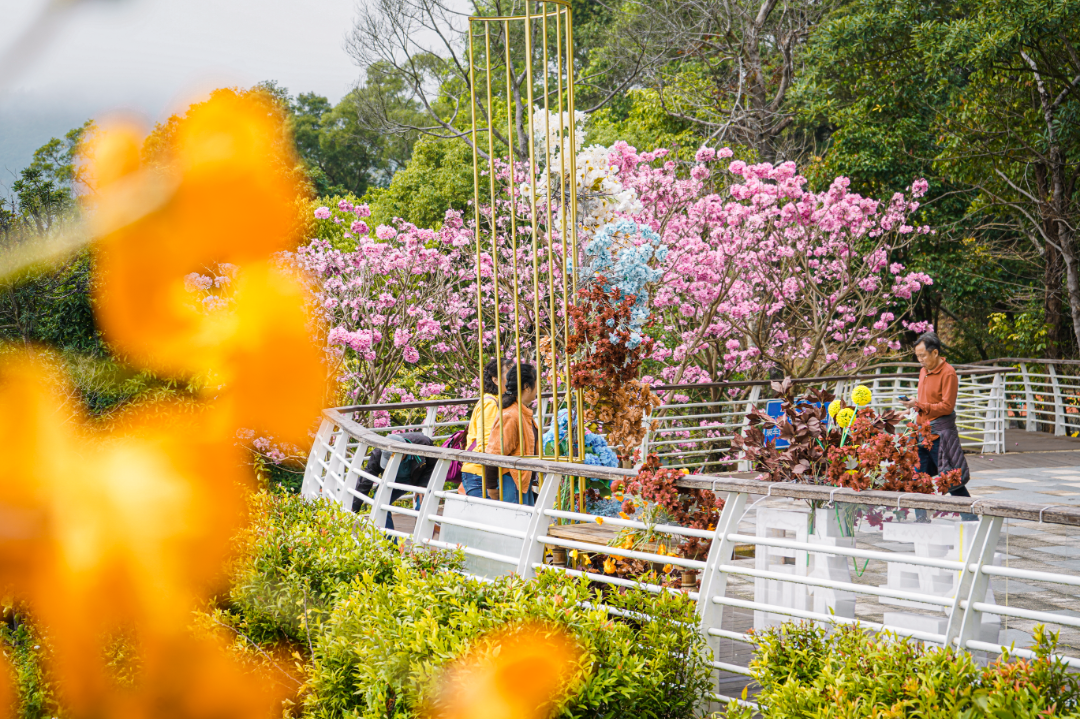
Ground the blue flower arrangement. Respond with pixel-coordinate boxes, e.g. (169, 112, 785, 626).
(584, 219, 667, 348)
(543, 409, 619, 468)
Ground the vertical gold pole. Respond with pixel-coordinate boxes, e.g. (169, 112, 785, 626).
(542, 3, 560, 467)
(564, 7, 586, 511)
(468, 25, 487, 479)
(522, 1, 540, 487)
(504, 18, 525, 504)
(485, 23, 505, 503)
(554, 7, 574, 512)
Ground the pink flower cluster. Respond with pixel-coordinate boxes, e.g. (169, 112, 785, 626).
(294, 143, 937, 405)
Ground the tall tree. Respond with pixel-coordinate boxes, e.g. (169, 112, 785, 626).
(1, 124, 100, 353)
(344, 0, 650, 159)
(602, 0, 838, 162)
(798, 0, 1080, 358)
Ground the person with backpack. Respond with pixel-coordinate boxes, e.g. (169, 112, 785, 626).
(485, 362, 540, 505)
(355, 431, 434, 530)
(457, 359, 504, 498)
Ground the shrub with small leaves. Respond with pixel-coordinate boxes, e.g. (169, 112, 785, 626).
(215, 490, 462, 650)
(304, 568, 711, 719)
(723, 622, 1080, 719)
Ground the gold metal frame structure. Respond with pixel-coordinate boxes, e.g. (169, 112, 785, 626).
(468, 0, 587, 509)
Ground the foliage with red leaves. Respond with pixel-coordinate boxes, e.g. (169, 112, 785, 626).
(566, 282, 660, 462)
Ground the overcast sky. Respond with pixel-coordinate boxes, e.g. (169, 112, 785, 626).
(0, 0, 374, 192)
(3, 0, 365, 114)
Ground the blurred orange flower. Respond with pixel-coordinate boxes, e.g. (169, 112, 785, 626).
(81, 92, 324, 442)
(426, 622, 584, 719)
(0, 353, 276, 716)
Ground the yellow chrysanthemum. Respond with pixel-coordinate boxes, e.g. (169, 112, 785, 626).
(851, 385, 873, 406)
(828, 399, 841, 418)
(836, 407, 856, 428)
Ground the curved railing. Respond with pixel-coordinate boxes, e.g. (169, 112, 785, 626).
(340, 362, 1013, 473)
(303, 402, 1080, 710)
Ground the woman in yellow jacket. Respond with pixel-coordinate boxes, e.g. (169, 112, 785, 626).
(460, 359, 503, 498)
(486, 363, 539, 505)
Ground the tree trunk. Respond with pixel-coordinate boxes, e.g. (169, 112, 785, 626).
(1044, 239, 1065, 359)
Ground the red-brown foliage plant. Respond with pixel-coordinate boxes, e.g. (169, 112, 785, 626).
(612, 455, 725, 560)
(566, 283, 660, 462)
(733, 378, 957, 493)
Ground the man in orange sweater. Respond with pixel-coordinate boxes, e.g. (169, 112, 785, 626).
(900, 332, 972, 500)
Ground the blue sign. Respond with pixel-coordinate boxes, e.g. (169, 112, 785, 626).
(764, 400, 826, 448)
(765, 400, 788, 448)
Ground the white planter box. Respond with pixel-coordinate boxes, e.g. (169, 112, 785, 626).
(879, 519, 1001, 647)
(439, 498, 533, 579)
(754, 506, 856, 630)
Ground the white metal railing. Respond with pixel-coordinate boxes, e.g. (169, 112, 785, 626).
(638, 364, 1008, 472)
(303, 407, 1080, 710)
(340, 364, 1014, 475)
(979, 359, 1080, 438)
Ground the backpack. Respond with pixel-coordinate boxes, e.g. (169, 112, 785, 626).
(443, 429, 471, 486)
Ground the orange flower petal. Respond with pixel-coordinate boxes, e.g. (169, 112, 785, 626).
(429, 623, 583, 719)
(87, 93, 305, 376)
(214, 263, 326, 443)
(0, 353, 257, 713)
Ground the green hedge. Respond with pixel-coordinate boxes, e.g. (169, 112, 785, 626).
(220, 491, 712, 719)
(0, 611, 60, 719)
(305, 568, 711, 719)
(726, 622, 1080, 719)
(217, 491, 461, 648)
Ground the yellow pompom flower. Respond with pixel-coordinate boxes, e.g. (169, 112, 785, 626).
(851, 385, 873, 406)
(836, 407, 856, 428)
(828, 399, 841, 418)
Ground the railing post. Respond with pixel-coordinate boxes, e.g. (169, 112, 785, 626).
(301, 418, 335, 499)
(1050, 362, 1066, 435)
(516, 473, 562, 578)
(982, 374, 1004, 454)
(1020, 363, 1036, 432)
(368, 452, 402, 529)
(950, 515, 1004, 653)
(421, 406, 438, 439)
(413, 459, 451, 544)
(871, 367, 881, 411)
(323, 424, 351, 502)
(736, 386, 761, 472)
(696, 492, 749, 646)
(338, 440, 369, 508)
(994, 373, 1006, 454)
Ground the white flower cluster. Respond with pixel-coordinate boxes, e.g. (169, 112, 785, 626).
(574, 144, 641, 234)
(531, 106, 586, 168)
(523, 108, 641, 236)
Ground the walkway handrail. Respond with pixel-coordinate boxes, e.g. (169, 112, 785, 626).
(969, 357, 1080, 367)
(323, 408, 1080, 526)
(338, 364, 1012, 413)
(306, 407, 1080, 708)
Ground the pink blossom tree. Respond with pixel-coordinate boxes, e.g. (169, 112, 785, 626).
(607, 143, 936, 380)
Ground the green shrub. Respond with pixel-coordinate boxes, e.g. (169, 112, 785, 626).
(725, 622, 1080, 718)
(1, 608, 61, 719)
(305, 568, 711, 719)
(216, 491, 462, 649)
